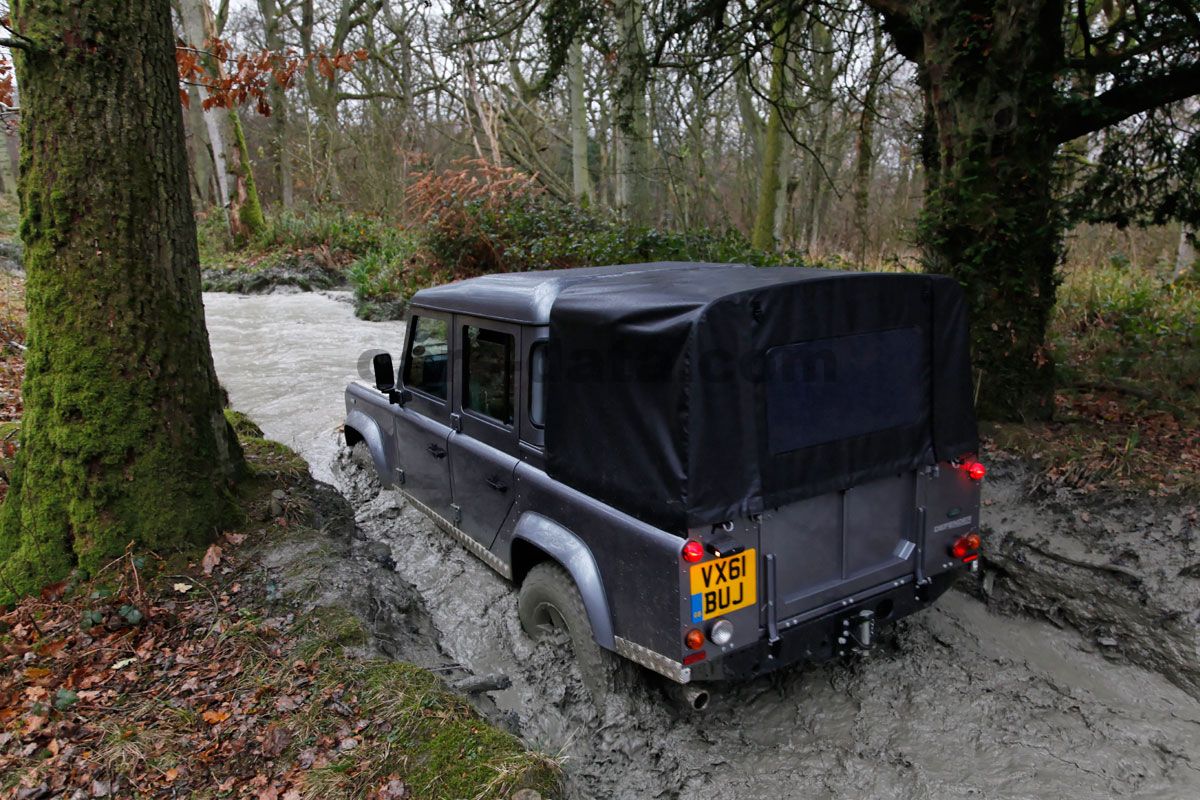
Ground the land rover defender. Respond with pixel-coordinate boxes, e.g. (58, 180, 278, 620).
(344, 262, 983, 692)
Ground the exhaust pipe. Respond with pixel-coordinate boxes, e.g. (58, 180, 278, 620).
(682, 686, 710, 711)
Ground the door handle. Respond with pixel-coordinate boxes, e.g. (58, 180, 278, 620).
(486, 476, 508, 493)
(426, 443, 447, 459)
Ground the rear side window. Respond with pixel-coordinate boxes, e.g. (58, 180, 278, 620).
(463, 325, 515, 426)
(529, 341, 547, 427)
(765, 327, 926, 453)
(403, 316, 449, 399)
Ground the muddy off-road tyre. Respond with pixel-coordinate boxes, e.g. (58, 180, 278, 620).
(518, 562, 630, 701)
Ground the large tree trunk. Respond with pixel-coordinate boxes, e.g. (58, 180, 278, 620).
(179, 0, 266, 241)
(912, 1, 1063, 420)
(0, 0, 244, 600)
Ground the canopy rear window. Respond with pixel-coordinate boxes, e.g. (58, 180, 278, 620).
(765, 327, 926, 454)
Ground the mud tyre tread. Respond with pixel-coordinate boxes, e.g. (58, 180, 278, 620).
(518, 562, 629, 700)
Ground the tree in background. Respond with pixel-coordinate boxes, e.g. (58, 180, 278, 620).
(865, 0, 1200, 419)
(750, 9, 793, 251)
(0, 0, 244, 600)
(179, 0, 267, 241)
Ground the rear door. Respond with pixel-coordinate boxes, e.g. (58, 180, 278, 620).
(448, 318, 521, 549)
(759, 326, 926, 621)
(760, 475, 917, 621)
(396, 311, 455, 520)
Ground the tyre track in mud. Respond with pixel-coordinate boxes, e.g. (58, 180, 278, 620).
(335, 450, 1200, 800)
(206, 291, 1200, 800)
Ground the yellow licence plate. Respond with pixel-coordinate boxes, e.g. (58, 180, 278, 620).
(689, 549, 756, 622)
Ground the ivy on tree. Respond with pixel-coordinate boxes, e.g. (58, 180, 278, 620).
(866, 0, 1200, 419)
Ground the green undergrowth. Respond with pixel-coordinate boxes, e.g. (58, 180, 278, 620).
(988, 261, 1200, 497)
(277, 615, 559, 799)
(215, 418, 561, 798)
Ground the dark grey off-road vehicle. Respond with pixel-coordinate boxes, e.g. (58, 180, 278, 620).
(344, 262, 984, 698)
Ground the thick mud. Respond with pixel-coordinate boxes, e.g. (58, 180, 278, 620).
(205, 291, 1200, 799)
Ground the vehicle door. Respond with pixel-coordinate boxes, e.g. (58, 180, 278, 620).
(448, 318, 521, 549)
(758, 327, 927, 621)
(395, 311, 455, 520)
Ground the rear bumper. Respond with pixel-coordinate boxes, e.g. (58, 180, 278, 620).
(686, 570, 961, 682)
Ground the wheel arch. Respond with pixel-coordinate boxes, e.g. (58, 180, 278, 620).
(510, 512, 615, 649)
(344, 408, 391, 486)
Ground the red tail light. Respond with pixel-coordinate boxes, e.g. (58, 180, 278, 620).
(684, 629, 705, 650)
(682, 540, 705, 563)
(950, 532, 981, 560)
(964, 460, 987, 481)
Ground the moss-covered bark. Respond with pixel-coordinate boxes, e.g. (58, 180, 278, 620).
(910, 0, 1064, 420)
(0, 0, 245, 601)
(229, 106, 266, 239)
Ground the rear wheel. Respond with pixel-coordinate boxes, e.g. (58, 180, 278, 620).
(518, 562, 629, 701)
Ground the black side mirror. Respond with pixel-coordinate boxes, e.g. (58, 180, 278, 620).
(372, 352, 395, 393)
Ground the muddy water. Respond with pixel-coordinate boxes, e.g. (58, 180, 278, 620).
(205, 292, 1200, 800)
(204, 291, 405, 484)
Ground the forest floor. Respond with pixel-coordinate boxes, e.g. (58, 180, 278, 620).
(0, 414, 559, 799)
(0, 197, 557, 799)
(988, 263, 1200, 499)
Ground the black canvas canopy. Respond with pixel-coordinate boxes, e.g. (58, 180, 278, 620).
(543, 263, 978, 530)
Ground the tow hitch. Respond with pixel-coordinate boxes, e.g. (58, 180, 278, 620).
(838, 609, 876, 655)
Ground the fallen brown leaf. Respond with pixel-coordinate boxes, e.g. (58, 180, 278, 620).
(202, 544, 223, 576)
(262, 724, 292, 757)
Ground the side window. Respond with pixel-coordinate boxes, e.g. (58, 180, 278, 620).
(463, 325, 515, 426)
(403, 316, 449, 400)
(529, 341, 547, 428)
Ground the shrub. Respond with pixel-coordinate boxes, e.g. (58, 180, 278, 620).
(399, 158, 801, 287)
(346, 233, 426, 301)
(254, 206, 403, 257)
(405, 158, 545, 276)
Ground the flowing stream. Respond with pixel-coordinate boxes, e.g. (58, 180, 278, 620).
(204, 291, 1200, 800)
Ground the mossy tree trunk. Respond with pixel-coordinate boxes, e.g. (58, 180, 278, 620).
(0, 0, 244, 601)
(870, 0, 1065, 420)
(568, 34, 594, 209)
(913, 2, 1063, 420)
(853, 16, 886, 266)
(612, 0, 652, 222)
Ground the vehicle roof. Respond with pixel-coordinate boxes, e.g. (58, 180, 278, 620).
(409, 261, 878, 325)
